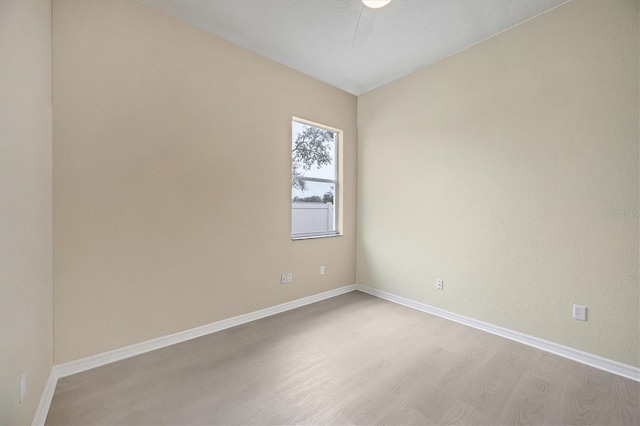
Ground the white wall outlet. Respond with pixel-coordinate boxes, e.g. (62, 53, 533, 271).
(573, 304, 587, 321)
(320, 266, 325, 275)
(280, 273, 294, 284)
(19, 372, 26, 403)
(436, 279, 443, 290)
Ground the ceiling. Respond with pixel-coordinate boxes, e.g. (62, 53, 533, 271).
(137, 0, 568, 96)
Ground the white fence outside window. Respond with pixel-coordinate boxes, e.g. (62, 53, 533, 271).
(292, 202, 334, 236)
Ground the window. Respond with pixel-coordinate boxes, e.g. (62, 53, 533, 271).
(292, 118, 340, 239)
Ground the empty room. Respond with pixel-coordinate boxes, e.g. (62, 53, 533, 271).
(1, 0, 638, 424)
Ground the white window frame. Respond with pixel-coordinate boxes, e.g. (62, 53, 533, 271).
(291, 117, 341, 240)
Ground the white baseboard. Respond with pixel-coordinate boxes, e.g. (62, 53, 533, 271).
(32, 369, 58, 426)
(356, 284, 640, 382)
(36, 284, 357, 423)
(33, 282, 637, 423)
(55, 284, 357, 378)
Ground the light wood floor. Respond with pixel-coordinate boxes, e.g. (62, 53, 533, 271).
(46, 291, 639, 425)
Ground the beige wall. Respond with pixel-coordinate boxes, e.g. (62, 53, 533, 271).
(0, 0, 54, 424)
(357, 0, 639, 367)
(53, 0, 357, 363)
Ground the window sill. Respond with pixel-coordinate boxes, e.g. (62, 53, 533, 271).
(292, 233, 342, 241)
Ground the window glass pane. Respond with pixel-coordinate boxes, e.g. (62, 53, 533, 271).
(292, 181, 336, 236)
(292, 121, 336, 180)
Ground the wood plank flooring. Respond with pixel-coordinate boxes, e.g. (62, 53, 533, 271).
(45, 291, 639, 425)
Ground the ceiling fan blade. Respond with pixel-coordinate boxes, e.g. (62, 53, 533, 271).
(352, 6, 377, 48)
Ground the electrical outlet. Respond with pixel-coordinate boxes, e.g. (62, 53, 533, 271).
(287, 273, 293, 283)
(320, 266, 325, 275)
(19, 373, 26, 403)
(436, 279, 443, 290)
(573, 304, 587, 321)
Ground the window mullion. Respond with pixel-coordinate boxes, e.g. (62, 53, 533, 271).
(293, 177, 336, 184)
